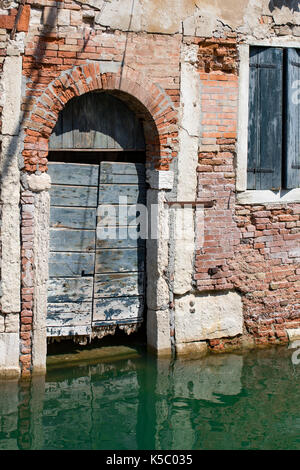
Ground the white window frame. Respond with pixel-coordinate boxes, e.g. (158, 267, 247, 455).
(236, 40, 300, 204)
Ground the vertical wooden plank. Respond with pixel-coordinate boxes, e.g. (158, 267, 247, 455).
(258, 47, 283, 191)
(49, 112, 63, 149)
(73, 94, 94, 149)
(114, 97, 134, 149)
(135, 118, 146, 150)
(62, 99, 74, 149)
(93, 93, 108, 149)
(106, 94, 117, 149)
(247, 47, 259, 190)
(284, 48, 300, 189)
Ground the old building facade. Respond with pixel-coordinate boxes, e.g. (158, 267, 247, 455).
(0, 0, 300, 377)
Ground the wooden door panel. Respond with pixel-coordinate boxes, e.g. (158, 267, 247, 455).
(48, 277, 94, 303)
(50, 228, 95, 253)
(92, 296, 144, 325)
(92, 161, 146, 326)
(93, 273, 144, 298)
(47, 162, 99, 336)
(98, 184, 146, 205)
(100, 161, 145, 175)
(50, 207, 97, 230)
(47, 162, 99, 186)
(47, 159, 146, 335)
(47, 302, 92, 326)
(50, 185, 98, 207)
(49, 252, 95, 277)
(96, 229, 145, 249)
(95, 248, 145, 274)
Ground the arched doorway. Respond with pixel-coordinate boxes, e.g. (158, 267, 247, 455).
(46, 91, 147, 340)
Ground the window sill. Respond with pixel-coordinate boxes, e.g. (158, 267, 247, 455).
(236, 189, 300, 205)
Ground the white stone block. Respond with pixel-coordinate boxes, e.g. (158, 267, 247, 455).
(99, 61, 121, 74)
(147, 309, 171, 355)
(175, 291, 243, 343)
(0, 333, 20, 377)
(30, 7, 43, 25)
(286, 328, 300, 341)
(147, 170, 174, 190)
(27, 173, 51, 192)
(70, 10, 82, 26)
(1, 55, 22, 135)
(0, 315, 4, 333)
(4, 314, 19, 333)
(146, 190, 169, 310)
(176, 341, 207, 356)
(173, 206, 195, 295)
(0, 144, 20, 313)
(57, 9, 70, 26)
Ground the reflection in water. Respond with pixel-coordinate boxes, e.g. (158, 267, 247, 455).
(0, 347, 299, 450)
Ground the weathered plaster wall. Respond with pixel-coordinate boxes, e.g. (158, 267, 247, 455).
(74, 0, 300, 37)
(0, 28, 23, 376)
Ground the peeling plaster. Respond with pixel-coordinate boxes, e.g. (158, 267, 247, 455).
(76, 0, 296, 35)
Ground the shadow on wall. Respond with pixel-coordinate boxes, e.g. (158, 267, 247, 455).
(0, 5, 58, 181)
(269, 0, 300, 12)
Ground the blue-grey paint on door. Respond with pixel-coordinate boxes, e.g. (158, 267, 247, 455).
(47, 160, 147, 336)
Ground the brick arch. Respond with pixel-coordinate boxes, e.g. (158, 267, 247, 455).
(23, 63, 178, 173)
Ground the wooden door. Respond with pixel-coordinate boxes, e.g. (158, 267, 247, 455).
(92, 162, 146, 328)
(46, 160, 146, 337)
(47, 162, 98, 337)
(49, 92, 145, 152)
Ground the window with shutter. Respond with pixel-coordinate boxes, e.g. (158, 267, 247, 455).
(284, 48, 300, 189)
(247, 47, 283, 191)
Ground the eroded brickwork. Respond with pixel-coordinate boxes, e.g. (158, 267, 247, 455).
(194, 38, 300, 348)
(20, 191, 35, 376)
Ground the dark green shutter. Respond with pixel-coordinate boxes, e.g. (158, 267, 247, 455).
(284, 48, 300, 189)
(247, 47, 283, 190)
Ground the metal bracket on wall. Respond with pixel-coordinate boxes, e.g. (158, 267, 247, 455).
(10, 0, 25, 39)
(165, 200, 216, 208)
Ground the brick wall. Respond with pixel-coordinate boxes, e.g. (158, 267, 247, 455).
(22, 1, 181, 172)
(17, 1, 181, 374)
(194, 37, 300, 349)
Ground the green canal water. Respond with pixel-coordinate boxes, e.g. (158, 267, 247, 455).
(0, 344, 299, 450)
